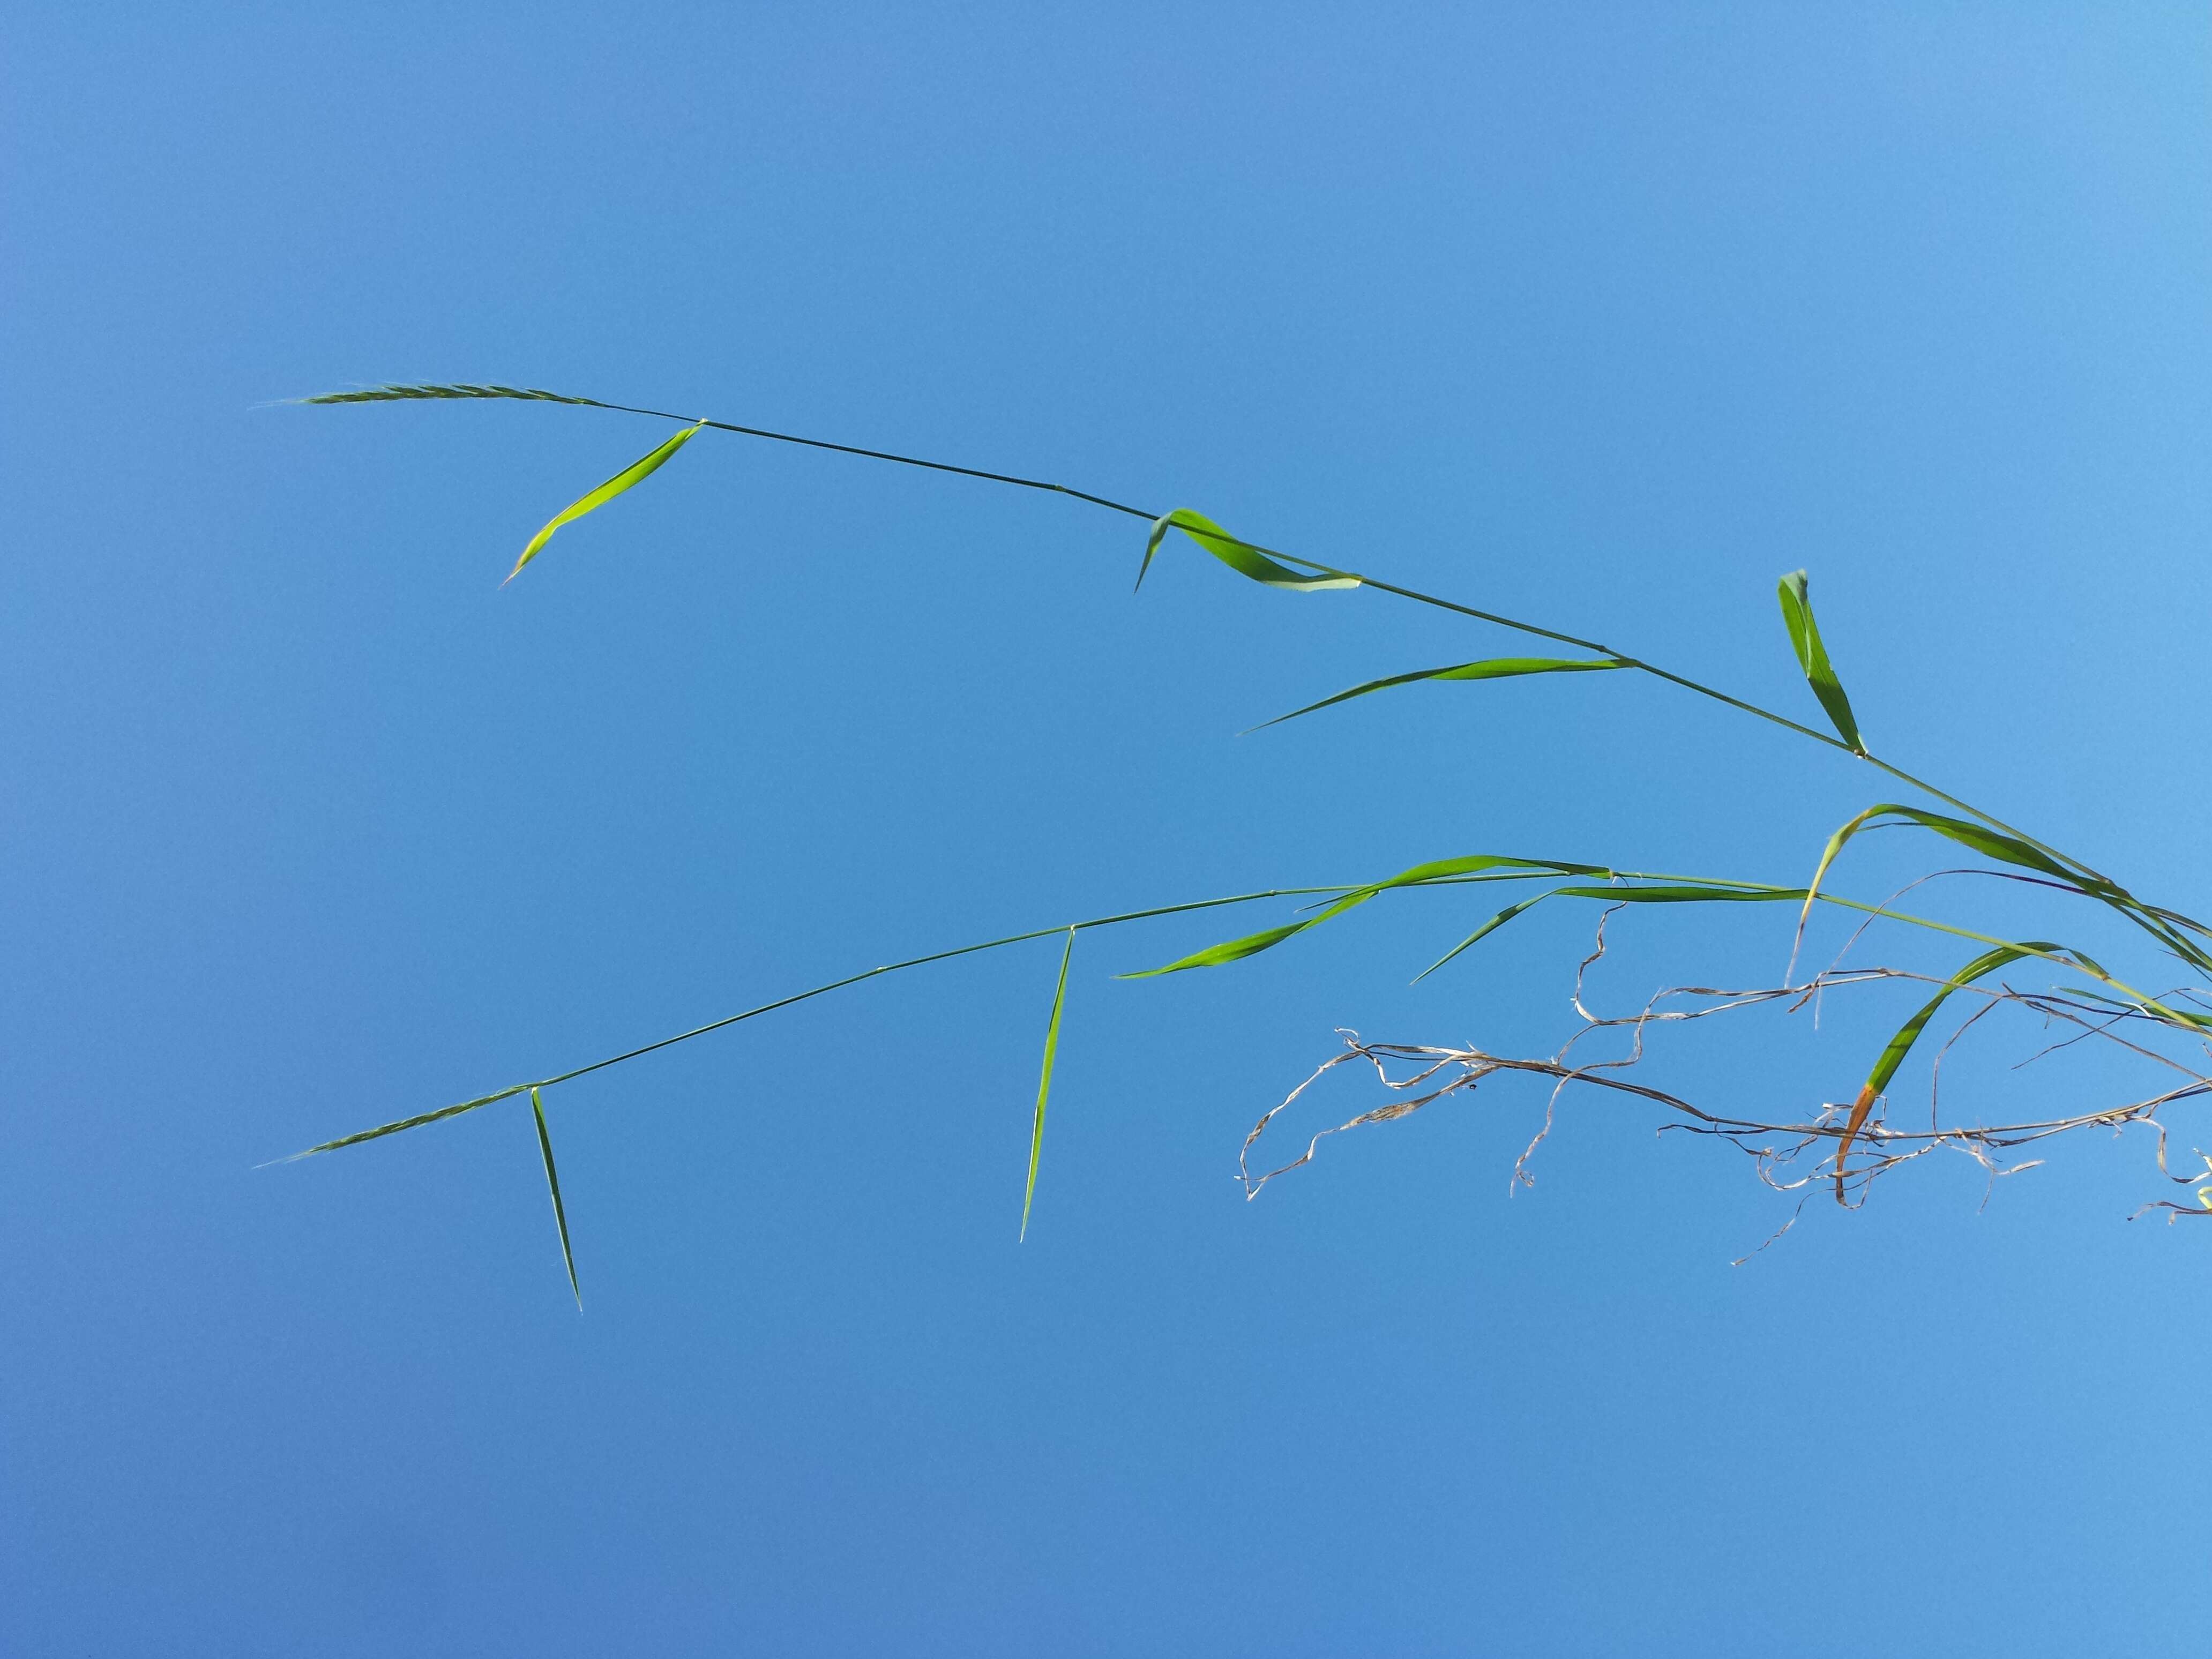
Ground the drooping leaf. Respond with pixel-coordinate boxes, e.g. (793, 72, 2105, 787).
(1862, 945, 2049, 1100)
(1796, 805, 1923, 964)
(1137, 509, 1359, 594)
(1126, 893, 1374, 976)
(2142, 901, 2212, 939)
(1417, 892, 1559, 980)
(1793, 803, 2212, 977)
(1251, 656, 1634, 730)
(1833, 942, 2056, 1201)
(507, 421, 706, 582)
(1123, 855, 1602, 978)
(529, 1086, 581, 1309)
(1776, 570, 1864, 752)
(1417, 879, 1808, 981)
(1021, 929, 1077, 1242)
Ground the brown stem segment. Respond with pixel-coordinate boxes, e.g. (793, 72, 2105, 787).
(1834, 1083, 1880, 1204)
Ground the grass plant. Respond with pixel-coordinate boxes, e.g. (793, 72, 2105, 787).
(287, 383, 2212, 1296)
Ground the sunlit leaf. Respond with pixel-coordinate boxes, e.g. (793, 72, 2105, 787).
(1252, 656, 1633, 730)
(1021, 930, 1077, 1242)
(1137, 509, 1359, 593)
(1834, 941, 2056, 1201)
(530, 1087, 581, 1309)
(1414, 878, 1806, 981)
(1793, 803, 2212, 977)
(1126, 893, 1374, 976)
(1384, 854, 1609, 884)
(1417, 892, 1559, 980)
(1776, 570, 1863, 752)
(1124, 855, 1604, 978)
(507, 421, 706, 582)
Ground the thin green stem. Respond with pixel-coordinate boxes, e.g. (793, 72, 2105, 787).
(527, 886, 1346, 1089)
(281, 885, 1358, 1159)
(539, 394, 2091, 877)
(275, 845, 2202, 1168)
(1246, 559, 2091, 877)
(307, 386, 2120, 902)
(573, 396, 1161, 522)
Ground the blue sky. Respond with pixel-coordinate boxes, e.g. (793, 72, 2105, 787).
(6, 4, 2211, 1652)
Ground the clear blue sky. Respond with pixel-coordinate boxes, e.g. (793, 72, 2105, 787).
(6, 4, 2210, 1652)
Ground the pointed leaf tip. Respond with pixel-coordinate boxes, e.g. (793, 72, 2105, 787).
(1135, 514, 1173, 592)
(506, 420, 706, 583)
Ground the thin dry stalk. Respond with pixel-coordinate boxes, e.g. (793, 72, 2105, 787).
(1238, 935, 2212, 1224)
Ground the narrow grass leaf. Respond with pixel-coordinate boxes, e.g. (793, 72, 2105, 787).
(1124, 855, 1602, 978)
(1138, 510, 1359, 593)
(1550, 883, 1805, 904)
(529, 1087, 581, 1309)
(1417, 891, 1559, 980)
(1834, 942, 2057, 1201)
(1792, 804, 1891, 974)
(1021, 929, 1076, 1242)
(507, 421, 706, 583)
(1421, 878, 1802, 982)
(2143, 902, 2212, 938)
(1793, 803, 2212, 977)
(1252, 656, 1633, 730)
(1125, 893, 1373, 976)
(1776, 570, 1864, 752)
(1380, 854, 1609, 884)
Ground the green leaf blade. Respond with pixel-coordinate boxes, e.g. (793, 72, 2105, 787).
(1121, 895, 1370, 977)
(1776, 570, 1864, 752)
(1252, 656, 1633, 730)
(1862, 944, 2046, 1099)
(1378, 854, 1608, 887)
(1021, 929, 1077, 1242)
(530, 1087, 581, 1310)
(1791, 803, 2212, 978)
(1123, 855, 1606, 980)
(1548, 883, 1805, 904)
(1138, 509, 1359, 594)
(1835, 941, 2058, 1201)
(1416, 891, 1559, 980)
(506, 420, 706, 582)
